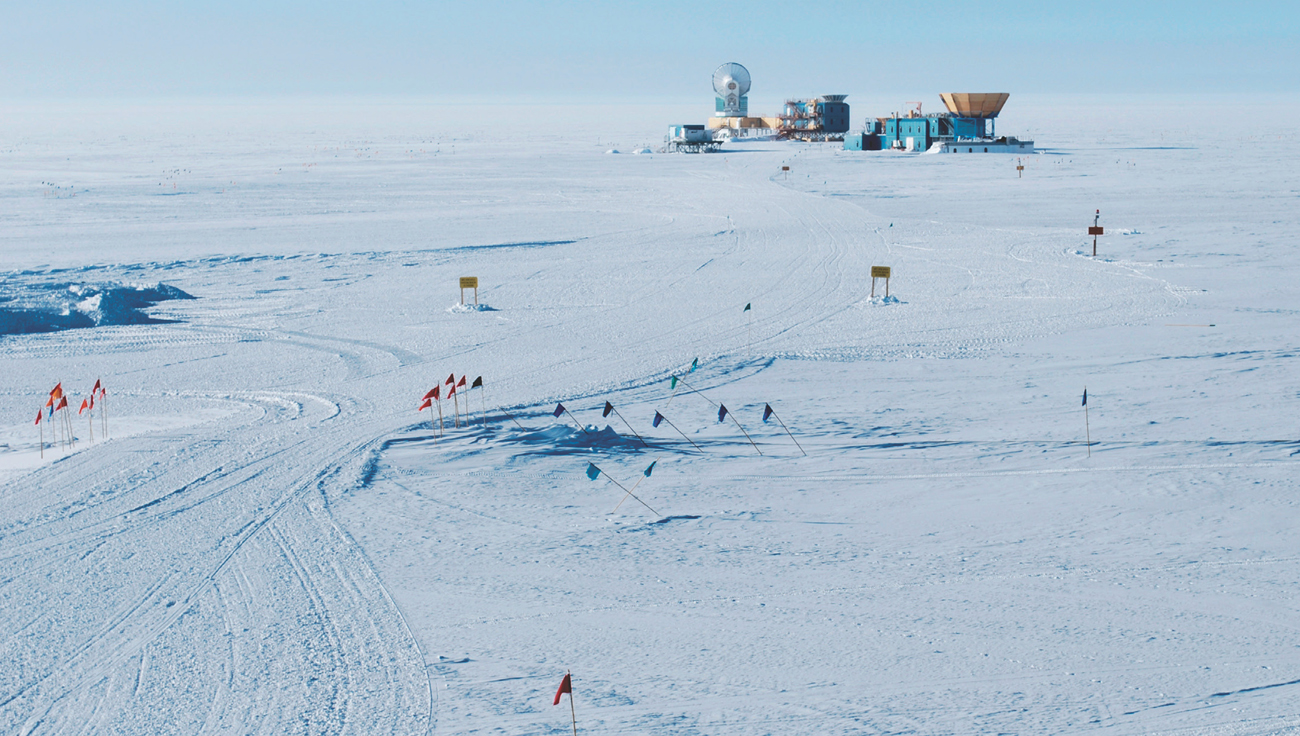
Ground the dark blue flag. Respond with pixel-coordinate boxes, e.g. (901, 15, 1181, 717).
(644, 461, 656, 478)
(1082, 389, 1087, 407)
(603, 401, 614, 418)
(586, 462, 601, 481)
(553, 403, 566, 417)
(763, 403, 774, 423)
(718, 404, 729, 423)
(653, 411, 665, 428)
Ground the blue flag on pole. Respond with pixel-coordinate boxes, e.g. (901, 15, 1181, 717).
(670, 376, 678, 390)
(586, 462, 601, 481)
(603, 401, 614, 418)
(743, 303, 751, 312)
(689, 358, 698, 373)
(1082, 389, 1087, 406)
(644, 461, 656, 478)
(763, 403, 774, 423)
(553, 403, 566, 417)
(653, 411, 665, 428)
(718, 404, 729, 423)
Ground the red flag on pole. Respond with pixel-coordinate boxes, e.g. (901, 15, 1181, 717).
(423, 388, 437, 401)
(419, 398, 432, 410)
(447, 382, 456, 398)
(552, 673, 572, 705)
(35, 410, 42, 425)
(445, 373, 455, 385)
(456, 375, 467, 388)
(79, 399, 88, 414)
(56, 396, 68, 410)
(93, 378, 101, 393)
(51, 384, 63, 400)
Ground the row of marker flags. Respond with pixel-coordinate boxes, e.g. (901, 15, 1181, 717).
(34, 380, 109, 458)
(418, 374, 488, 438)
(578, 358, 805, 518)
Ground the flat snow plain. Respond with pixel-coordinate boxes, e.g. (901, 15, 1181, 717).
(1, 96, 1298, 735)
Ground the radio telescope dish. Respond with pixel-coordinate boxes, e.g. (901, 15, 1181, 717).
(712, 63, 751, 117)
(712, 62, 751, 98)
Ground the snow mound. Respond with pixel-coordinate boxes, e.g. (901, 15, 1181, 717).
(446, 302, 497, 313)
(864, 294, 902, 306)
(506, 424, 643, 455)
(0, 281, 194, 335)
(605, 149, 620, 155)
(633, 148, 653, 155)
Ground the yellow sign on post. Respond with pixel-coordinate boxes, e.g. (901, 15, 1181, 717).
(459, 277, 479, 305)
(870, 266, 892, 298)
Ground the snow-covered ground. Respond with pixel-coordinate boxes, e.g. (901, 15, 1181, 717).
(2, 96, 1298, 734)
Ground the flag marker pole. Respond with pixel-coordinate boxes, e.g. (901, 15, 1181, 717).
(766, 406, 806, 456)
(611, 458, 659, 514)
(567, 671, 578, 736)
(563, 407, 589, 434)
(436, 397, 445, 437)
(656, 413, 704, 453)
(1084, 386, 1091, 458)
(672, 376, 718, 408)
(38, 413, 43, 459)
(498, 405, 525, 429)
(727, 413, 762, 456)
(607, 404, 649, 447)
(598, 468, 659, 516)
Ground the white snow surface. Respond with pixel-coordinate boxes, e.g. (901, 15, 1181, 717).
(2, 96, 1299, 735)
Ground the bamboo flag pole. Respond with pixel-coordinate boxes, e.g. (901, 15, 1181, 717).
(37, 411, 43, 459)
(472, 376, 485, 427)
(101, 388, 109, 438)
(762, 404, 806, 456)
(612, 459, 658, 514)
(85, 401, 94, 443)
(603, 401, 649, 447)
(744, 302, 752, 357)
(589, 463, 659, 516)
(497, 405, 525, 429)
(670, 374, 717, 408)
(554, 403, 589, 434)
(653, 411, 703, 453)
(1083, 387, 1091, 457)
(719, 404, 762, 455)
(567, 671, 578, 736)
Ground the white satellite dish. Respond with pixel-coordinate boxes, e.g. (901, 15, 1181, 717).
(712, 63, 751, 117)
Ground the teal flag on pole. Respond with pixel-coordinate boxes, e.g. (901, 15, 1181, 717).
(586, 463, 601, 481)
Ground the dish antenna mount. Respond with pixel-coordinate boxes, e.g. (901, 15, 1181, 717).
(712, 62, 751, 117)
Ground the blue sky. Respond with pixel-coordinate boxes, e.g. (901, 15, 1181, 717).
(2, 1, 1296, 99)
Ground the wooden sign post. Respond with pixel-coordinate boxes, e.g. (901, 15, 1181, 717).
(870, 266, 892, 297)
(459, 277, 479, 306)
(1016, 158, 1025, 178)
(1088, 209, 1103, 256)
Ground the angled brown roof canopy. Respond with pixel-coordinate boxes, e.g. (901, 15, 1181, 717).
(940, 93, 1010, 118)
